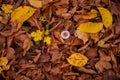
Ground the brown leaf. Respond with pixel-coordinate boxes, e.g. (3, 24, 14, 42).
(95, 50, 112, 73)
(95, 60, 112, 73)
(15, 76, 30, 80)
(50, 50, 62, 62)
(77, 67, 97, 74)
(6, 47, 15, 59)
(109, 51, 118, 72)
(103, 70, 117, 80)
(23, 38, 31, 56)
(50, 67, 61, 75)
(39, 53, 50, 63)
(0, 35, 5, 49)
(63, 72, 79, 76)
(54, 31, 65, 43)
(33, 50, 41, 63)
(85, 48, 97, 59)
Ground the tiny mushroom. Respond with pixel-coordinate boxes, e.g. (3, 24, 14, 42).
(61, 30, 70, 39)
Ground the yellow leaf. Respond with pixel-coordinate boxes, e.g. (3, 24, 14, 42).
(90, 33, 99, 41)
(98, 40, 105, 47)
(74, 30, 88, 44)
(11, 6, 36, 23)
(0, 67, 3, 74)
(3, 65, 10, 70)
(0, 57, 8, 67)
(0, 16, 2, 22)
(28, 0, 42, 8)
(1, 4, 13, 13)
(67, 53, 88, 67)
(31, 30, 43, 41)
(98, 7, 113, 28)
(44, 36, 51, 45)
(82, 9, 98, 19)
(77, 22, 103, 33)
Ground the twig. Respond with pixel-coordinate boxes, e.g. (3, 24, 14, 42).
(78, 41, 91, 51)
(49, 20, 63, 32)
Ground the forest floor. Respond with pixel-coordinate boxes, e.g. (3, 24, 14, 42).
(0, 0, 120, 80)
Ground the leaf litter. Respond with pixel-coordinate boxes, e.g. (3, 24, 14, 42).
(0, 0, 120, 80)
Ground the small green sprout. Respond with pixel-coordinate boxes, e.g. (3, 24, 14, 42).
(98, 40, 105, 47)
(44, 29, 49, 36)
(45, 24, 50, 29)
(39, 16, 45, 22)
(30, 40, 34, 46)
(22, 26, 29, 31)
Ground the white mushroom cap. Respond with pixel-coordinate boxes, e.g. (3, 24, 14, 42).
(61, 30, 70, 39)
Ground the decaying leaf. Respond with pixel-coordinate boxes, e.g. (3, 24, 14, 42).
(1, 4, 13, 13)
(74, 30, 89, 44)
(77, 22, 103, 33)
(67, 53, 88, 67)
(82, 9, 98, 19)
(98, 7, 113, 28)
(11, 6, 36, 23)
(6, 47, 15, 59)
(27, 0, 42, 8)
(95, 60, 112, 73)
(95, 50, 112, 73)
(77, 66, 97, 74)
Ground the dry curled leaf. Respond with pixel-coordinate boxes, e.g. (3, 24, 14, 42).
(98, 7, 113, 28)
(77, 66, 97, 74)
(95, 50, 112, 73)
(27, 0, 42, 8)
(74, 30, 89, 44)
(77, 22, 103, 33)
(95, 60, 112, 73)
(67, 53, 88, 67)
(82, 9, 98, 19)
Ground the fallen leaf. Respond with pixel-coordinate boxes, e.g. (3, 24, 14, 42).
(74, 30, 89, 44)
(77, 66, 97, 74)
(90, 33, 99, 41)
(95, 50, 112, 73)
(77, 22, 103, 33)
(27, 0, 42, 8)
(95, 60, 112, 73)
(6, 47, 15, 59)
(0, 67, 3, 74)
(11, 6, 36, 23)
(0, 16, 2, 22)
(50, 67, 61, 75)
(109, 51, 118, 72)
(98, 7, 113, 28)
(85, 48, 97, 59)
(82, 9, 98, 19)
(67, 53, 88, 67)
